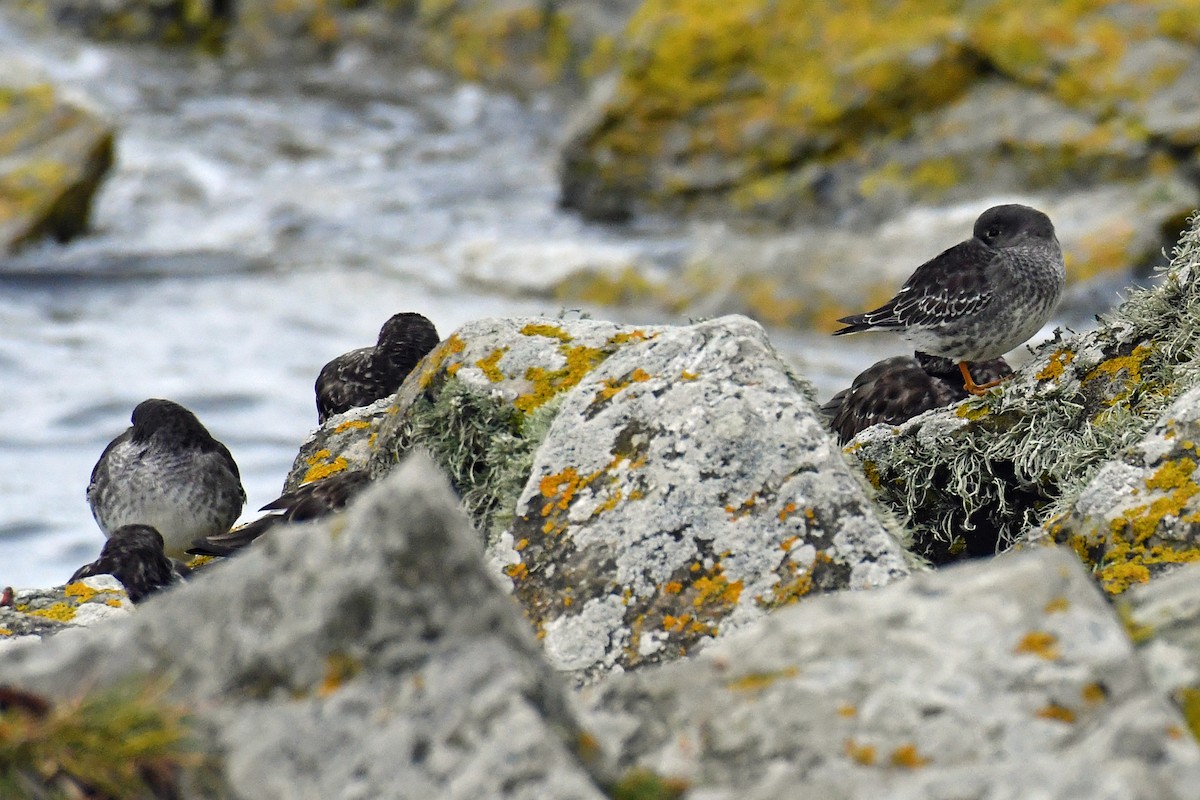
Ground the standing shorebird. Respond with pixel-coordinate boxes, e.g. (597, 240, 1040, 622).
(87, 399, 246, 560)
(315, 312, 440, 423)
(833, 204, 1065, 395)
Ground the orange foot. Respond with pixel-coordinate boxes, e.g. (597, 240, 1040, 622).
(958, 361, 1005, 396)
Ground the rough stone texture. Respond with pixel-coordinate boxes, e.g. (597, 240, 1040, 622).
(580, 547, 1200, 799)
(843, 215, 1200, 565)
(283, 395, 399, 492)
(359, 315, 911, 684)
(0, 80, 114, 254)
(1118, 561, 1200, 734)
(0, 456, 607, 799)
(12, 0, 228, 45)
(1028, 384, 1200, 595)
(0, 575, 131, 647)
(558, 0, 1200, 230)
(230, 0, 638, 93)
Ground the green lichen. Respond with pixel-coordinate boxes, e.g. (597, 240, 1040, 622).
(378, 378, 558, 539)
(609, 768, 689, 800)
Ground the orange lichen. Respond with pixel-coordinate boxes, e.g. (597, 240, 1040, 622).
(1043, 596, 1070, 613)
(515, 343, 608, 413)
(333, 419, 371, 434)
(1015, 631, 1061, 660)
(317, 652, 362, 698)
(680, 370, 699, 381)
(844, 739, 877, 766)
(505, 562, 529, 581)
(594, 367, 653, 402)
(725, 667, 799, 692)
(1036, 703, 1077, 723)
(890, 744, 931, 769)
(663, 581, 684, 594)
(1082, 683, 1107, 704)
(837, 704, 857, 718)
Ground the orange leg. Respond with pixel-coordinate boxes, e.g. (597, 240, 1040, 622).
(958, 361, 1004, 396)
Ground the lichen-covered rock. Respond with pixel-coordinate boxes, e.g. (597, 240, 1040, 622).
(580, 547, 1200, 799)
(1118, 561, 1200, 737)
(0, 456, 608, 799)
(844, 214, 1200, 565)
(230, 0, 637, 92)
(1029, 384, 1200, 595)
(0, 576, 131, 648)
(0, 81, 114, 253)
(11, 0, 227, 46)
(366, 315, 912, 684)
(558, 0, 1200, 232)
(282, 396, 397, 491)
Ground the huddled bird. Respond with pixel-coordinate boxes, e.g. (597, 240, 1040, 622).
(315, 312, 440, 422)
(87, 398, 246, 560)
(188, 469, 372, 557)
(68, 524, 187, 603)
(821, 352, 1012, 444)
(833, 204, 1064, 395)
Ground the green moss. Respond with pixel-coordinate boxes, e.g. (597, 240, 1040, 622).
(0, 684, 197, 798)
(610, 768, 689, 800)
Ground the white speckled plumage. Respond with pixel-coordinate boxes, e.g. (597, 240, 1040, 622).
(834, 204, 1065, 392)
(87, 399, 245, 559)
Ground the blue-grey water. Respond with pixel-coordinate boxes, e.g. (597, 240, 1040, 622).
(0, 16, 898, 589)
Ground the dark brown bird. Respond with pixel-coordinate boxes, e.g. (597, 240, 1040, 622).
(69, 524, 187, 603)
(188, 469, 372, 557)
(316, 313, 440, 423)
(821, 352, 1012, 444)
(833, 205, 1063, 395)
(87, 399, 246, 560)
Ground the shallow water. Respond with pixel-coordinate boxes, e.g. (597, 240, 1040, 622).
(0, 17, 905, 589)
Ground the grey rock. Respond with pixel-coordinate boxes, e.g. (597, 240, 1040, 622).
(1, 455, 606, 799)
(580, 547, 1200, 799)
(1027, 383, 1200, 594)
(363, 315, 911, 685)
(0, 575, 131, 649)
(1119, 561, 1200, 712)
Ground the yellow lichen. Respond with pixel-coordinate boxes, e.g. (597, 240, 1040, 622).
(505, 562, 529, 581)
(302, 449, 348, 483)
(333, 419, 371, 434)
(1178, 687, 1200, 742)
(475, 347, 508, 383)
(1035, 349, 1075, 382)
(515, 343, 608, 413)
(1082, 683, 1107, 704)
(417, 334, 465, 389)
(26, 602, 77, 623)
(519, 322, 573, 342)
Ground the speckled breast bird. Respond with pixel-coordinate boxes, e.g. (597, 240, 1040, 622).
(188, 469, 371, 556)
(69, 524, 187, 603)
(316, 312, 440, 423)
(833, 204, 1064, 395)
(821, 352, 1012, 444)
(87, 399, 246, 560)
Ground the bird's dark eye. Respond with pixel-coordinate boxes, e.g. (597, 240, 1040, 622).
(986, 226, 1001, 239)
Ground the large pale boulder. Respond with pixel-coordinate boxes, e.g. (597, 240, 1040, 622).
(581, 547, 1200, 799)
(360, 315, 912, 684)
(0, 456, 607, 799)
